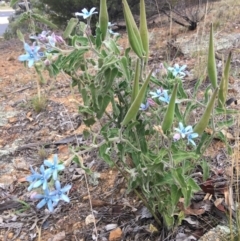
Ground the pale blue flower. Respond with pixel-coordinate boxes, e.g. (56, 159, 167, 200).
(34, 189, 59, 212)
(139, 102, 149, 111)
(75, 7, 98, 19)
(159, 91, 171, 104)
(168, 64, 187, 77)
(18, 42, 41, 67)
(187, 133, 198, 146)
(32, 165, 51, 190)
(149, 89, 168, 99)
(174, 122, 193, 138)
(52, 180, 72, 203)
(44, 154, 65, 180)
(26, 166, 42, 191)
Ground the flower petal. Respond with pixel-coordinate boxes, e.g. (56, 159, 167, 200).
(37, 199, 47, 209)
(24, 43, 32, 53)
(55, 180, 61, 190)
(44, 160, 53, 167)
(18, 54, 30, 62)
(60, 194, 70, 203)
(61, 184, 72, 193)
(33, 180, 43, 188)
(47, 200, 54, 212)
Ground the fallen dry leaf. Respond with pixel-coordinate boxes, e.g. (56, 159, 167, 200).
(109, 227, 122, 241)
(178, 199, 206, 216)
(85, 214, 95, 225)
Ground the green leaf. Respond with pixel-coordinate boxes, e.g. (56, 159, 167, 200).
(196, 132, 210, 155)
(103, 68, 118, 92)
(10, 0, 19, 7)
(162, 213, 175, 228)
(72, 36, 89, 47)
(31, 13, 58, 29)
(96, 95, 111, 119)
(172, 152, 199, 165)
(81, 88, 89, 106)
(172, 168, 187, 188)
(201, 159, 210, 181)
(17, 29, 24, 42)
(217, 118, 234, 129)
(119, 56, 131, 82)
(182, 187, 192, 208)
(83, 117, 96, 126)
(99, 144, 114, 167)
(171, 184, 181, 206)
(104, 39, 120, 55)
(63, 18, 78, 38)
(187, 178, 201, 192)
(73, 155, 91, 174)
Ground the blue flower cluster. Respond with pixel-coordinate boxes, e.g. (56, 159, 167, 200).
(26, 155, 71, 212)
(174, 122, 198, 146)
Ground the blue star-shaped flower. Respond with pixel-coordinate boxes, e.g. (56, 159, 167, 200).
(32, 165, 51, 190)
(52, 180, 72, 203)
(44, 155, 65, 180)
(149, 89, 168, 99)
(139, 102, 150, 111)
(18, 42, 41, 67)
(75, 7, 98, 19)
(159, 91, 171, 104)
(26, 166, 42, 191)
(174, 122, 193, 138)
(34, 189, 59, 212)
(187, 133, 199, 146)
(168, 64, 187, 78)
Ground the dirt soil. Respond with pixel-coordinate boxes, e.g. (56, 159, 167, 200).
(0, 5, 240, 240)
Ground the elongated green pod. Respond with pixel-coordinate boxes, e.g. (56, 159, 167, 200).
(63, 18, 78, 39)
(194, 88, 219, 135)
(131, 59, 140, 102)
(207, 24, 217, 89)
(122, 2, 143, 58)
(122, 0, 144, 57)
(122, 69, 153, 126)
(161, 83, 178, 133)
(99, 0, 109, 41)
(139, 0, 149, 61)
(218, 52, 231, 108)
(31, 13, 58, 29)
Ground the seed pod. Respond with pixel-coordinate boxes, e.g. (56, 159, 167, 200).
(161, 83, 178, 133)
(122, 69, 153, 126)
(207, 23, 217, 89)
(31, 13, 58, 29)
(218, 52, 231, 108)
(122, 0, 144, 58)
(131, 59, 140, 102)
(63, 18, 79, 39)
(99, 0, 109, 41)
(139, 0, 149, 61)
(194, 88, 219, 135)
